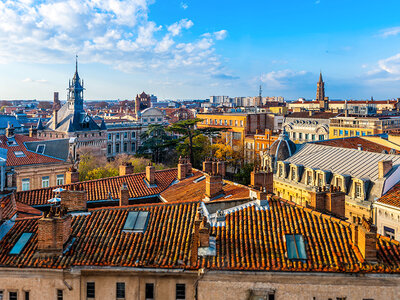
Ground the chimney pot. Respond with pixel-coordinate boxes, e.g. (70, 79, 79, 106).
(146, 164, 155, 185)
(378, 160, 393, 179)
(119, 162, 134, 176)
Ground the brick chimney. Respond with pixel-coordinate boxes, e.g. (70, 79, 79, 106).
(5, 124, 15, 138)
(310, 189, 326, 211)
(190, 212, 202, 266)
(59, 190, 87, 212)
(250, 166, 273, 194)
(119, 162, 134, 176)
(119, 182, 129, 206)
(37, 206, 71, 256)
(203, 159, 212, 174)
(378, 160, 393, 179)
(217, 161, 226, 177)
(199, 217, 210, 247)
(177, 156, 187, 180)
(29, 126, 37, 138)
(65, 167, 79, 184)
(352, 218, 377, 263)
(205, 173, 223, 200)
(310, 186, 346, 218)
(146, 164, 155, 185)
(52, 110, 58, 130)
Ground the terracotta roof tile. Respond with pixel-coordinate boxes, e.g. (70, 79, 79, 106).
(314, 137, 398, 154)
(377, 181, 400, 208)
(15, 169, 178, 206)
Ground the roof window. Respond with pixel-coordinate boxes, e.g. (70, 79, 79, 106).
(14, 151, 26, 157)
(285, 234, 307, 260)
(9, 232, 33, 255)
(123, 211, 149, 233)
(36, 144, 46, 154)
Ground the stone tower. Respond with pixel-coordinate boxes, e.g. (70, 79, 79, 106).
(317, 72, 328, 110)
(67, 55, 85, 112)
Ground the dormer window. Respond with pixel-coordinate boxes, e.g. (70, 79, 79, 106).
(36, 144, 45, 154)
(355, 182, 362, 198)
(278, 164, 283, 177)
(317, 173, 324, 187)
(14, 151, 26, 158)
(285, 234, 307, 260)
(291, 167, 296, 181)
(306, 171, 313, 185)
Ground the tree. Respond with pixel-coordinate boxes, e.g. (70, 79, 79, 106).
(233, 163, 254, 185)
(177, 134, 211, 169)
(167, 118, 228, 165)
(137, 124, 176, 164)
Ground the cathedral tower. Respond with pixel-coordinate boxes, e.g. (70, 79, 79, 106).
(67, 55, 85, 112)
(317, 72, 328, 110)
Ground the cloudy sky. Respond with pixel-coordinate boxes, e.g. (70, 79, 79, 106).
(1, 0, 400, 100)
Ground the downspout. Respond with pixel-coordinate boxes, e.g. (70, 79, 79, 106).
(194, 268, 207, 300)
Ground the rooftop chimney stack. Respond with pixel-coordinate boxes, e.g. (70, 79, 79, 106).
(177, 156, 187, 180)
(29, 126, 37, 138)
(65, 167, 79, 184)
(119, 182, 129, 206)
(204, 173, 223, 200)
(60, 190, 87, 212)
(353, 218, 378, 263)
(5, 124, 15, 138)
(357, 144, 363, 151)
(37, 206, 71, 256)
(203, 159, 212, 174)
(146, 163, 155, 185)
(378, 160, 393, 179)
(250, 166, 274, 194)
(119, 162, 134, 176)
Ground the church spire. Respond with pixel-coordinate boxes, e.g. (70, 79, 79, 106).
(319, 71, 323, 83)
(75, 54, 78, 74)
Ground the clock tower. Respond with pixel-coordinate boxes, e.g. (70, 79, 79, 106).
(67, 55, 85, 112)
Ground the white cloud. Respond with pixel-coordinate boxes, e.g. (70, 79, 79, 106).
(168, 19, 193, 36)
(260, 70, 307, 89)
(0, 0, 227, 76)
(181, 2, 188, 9)
(214, 30, 227, 40)
(22, 78, 48, 83)
(379, 27, 400, 38)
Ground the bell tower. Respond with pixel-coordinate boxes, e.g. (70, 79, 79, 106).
(67, 55, 85, 112)
(317, 72, 328, 110)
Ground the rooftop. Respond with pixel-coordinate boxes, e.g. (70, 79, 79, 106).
(314, 137, 399, 154)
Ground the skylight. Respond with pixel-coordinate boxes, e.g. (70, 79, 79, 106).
(6, 139, 18, 146)
(123, 211, 150, 233)
(9, 232, 33, 255)
(13, 151, 26, 158)
(36, 144, 45, 154)
(285, 234, 307, 260)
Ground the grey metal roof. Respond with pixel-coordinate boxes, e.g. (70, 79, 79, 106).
(24, 139, 70, 161)
(0, 116, 21, 129)
(284, 143, 400, 182)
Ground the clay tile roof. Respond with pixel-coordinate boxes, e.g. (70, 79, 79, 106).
(15, 168, 178, 206)
(0, 199, 400, 272)
(160, 171, 250, 202)
(314, 137, 398, 154)
(377, 181, 400, 208)
(0, 194, 42, 220)
(0, 134, 65, 167)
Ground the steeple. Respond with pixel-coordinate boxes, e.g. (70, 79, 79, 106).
(319, 71, 323, 83)
(67, 56, 85, 112)
(316, 71, 327, 110)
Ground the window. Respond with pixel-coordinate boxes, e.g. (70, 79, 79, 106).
(124, 132, 128, 139)
(9, 292, 17, 300)
(333, 129, 338, 136)
(145, 283, 154, 300)
(356, 131, 360, 136)
(307, 171, 313, 185)
(240, 120, 243, 127)
(131, 143, 135, 152)
(42, 176, 50, 188)
(362, 131, 366, 136)
(305, 133, 309, 140)
(219, 119, 222, 125)
(0, 291, 3, 300)
(224, 120, 227, 125)
(108, 134, 112, 140)
(116, 133, 120, 139)
(150, 118, 155, 122)
(86, 282, 95, 299)
(278, 164, 283, 177)
(116, 143, 120, 153)
(176, 284, 185, 300)
(291, 167, 296, 181)
(229, 120, 232, 126)
(22, 178, 30, 191)
(298, 133, 302, 140)
(131, 132, 136, 138)
(108, 144, 112, 154)
(36, 144, 45, 154)
(235, 120, 238, 126)
(335, 177, 342, 191)
(123, 211, 150, 232)
(318, 135, 324, 141)
(344, 130, 348, 136)
(312, 134, 315, 141)
(143, 118, 148, 123)
(317, 173, 323, 187)
(339, 130, 343, 136)
(116, 282, 125, 299)
(57, 290, 63, 300)
(14, 151, 26, 157)
(123, 143, 128, 152)
(56, 175, 64, 186)
(285, 234, 307, 260)
(10, 232, 33, 255)
(355, 182, 362, 198)
(384, 226, 395, 240)
(157, 118, 162, 122)
(24, 291, 29, 300)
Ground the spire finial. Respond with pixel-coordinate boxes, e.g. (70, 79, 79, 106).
(75, 54, 78, 73)
(319, 70, 323, 82)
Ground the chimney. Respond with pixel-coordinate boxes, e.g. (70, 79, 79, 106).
(60, 190, 87, 212)
(217, 161, 226, 177)
(309, 111, 314, 117)
(357, 144, 363, 151)
(177, 156, 187, 180)
(37, 206, 71, 256)
(190, 212, 202, 266)
(204, 173, 223, 200)
(5, 124, 15, 138)
(378, 160, 393, 179)
(119, 162, 134, 176)
(325, 187, 346, 218)
(146, 164, 155, 185)
(310, 189, 326, 211)
(29, 126, 37, 138)
(199, 217, 210, 247)
(250, 167, 273, 194)
(119, 182, 129, 206)
(186, 158, 192, 175)
(353, 219, 378, 263)
(65, 167, 79, 184)
(203, 159, 212, 174)
(211, 161, 218, 175)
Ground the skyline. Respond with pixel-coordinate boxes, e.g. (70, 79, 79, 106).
(1, 0, 400, 100)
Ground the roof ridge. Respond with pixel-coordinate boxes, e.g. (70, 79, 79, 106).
(89, 199, 200, 212)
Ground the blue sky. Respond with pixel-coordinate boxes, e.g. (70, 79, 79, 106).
(0, 0, 400, 100)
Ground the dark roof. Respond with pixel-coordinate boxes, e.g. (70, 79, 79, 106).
(24, 139, 70, 161)
(270, 132, 296, 161)
(285, 112, 340, 119)
(315, 137, 399, 154)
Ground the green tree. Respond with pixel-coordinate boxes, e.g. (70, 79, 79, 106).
(167, 118, 227, 165)
(138, 124, 176, 164)
(233, 163, 254, 185)
(177, 134, 211, 169)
